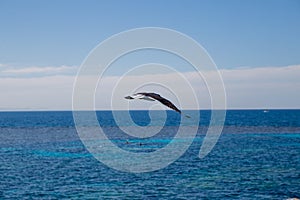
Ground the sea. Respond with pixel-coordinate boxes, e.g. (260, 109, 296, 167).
(0, 110, 299, 199)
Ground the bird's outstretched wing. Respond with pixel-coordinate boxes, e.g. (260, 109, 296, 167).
(135, 92, 181, 114)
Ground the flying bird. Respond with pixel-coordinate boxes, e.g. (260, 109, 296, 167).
(125, 92, 181, 114)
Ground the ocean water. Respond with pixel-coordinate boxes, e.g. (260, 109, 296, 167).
(0, 110, 299, 199)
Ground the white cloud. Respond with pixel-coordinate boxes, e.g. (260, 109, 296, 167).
(0, 65, 299, 110)
(0, 64, 78, 77)
(220, 65, 300, 108)
(0, 75, 74, 110)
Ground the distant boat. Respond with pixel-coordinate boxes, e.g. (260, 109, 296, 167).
(263, 109, 269, 113)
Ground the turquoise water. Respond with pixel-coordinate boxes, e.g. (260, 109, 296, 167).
(0, 110, 299, 199)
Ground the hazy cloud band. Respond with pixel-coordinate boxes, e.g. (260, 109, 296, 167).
(0, 65, 299, 110)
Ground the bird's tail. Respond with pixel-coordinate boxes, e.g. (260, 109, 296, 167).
(184, 114, 191, 118)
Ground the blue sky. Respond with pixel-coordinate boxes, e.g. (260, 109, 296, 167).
(1, 0, 299, 68)
(0, 0, 299, 110)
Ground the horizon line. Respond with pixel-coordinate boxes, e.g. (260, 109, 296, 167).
(1, 108, 300, 112)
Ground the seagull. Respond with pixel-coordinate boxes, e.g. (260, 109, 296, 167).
(125, 92, 182, 114)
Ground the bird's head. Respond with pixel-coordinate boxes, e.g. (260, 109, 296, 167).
(124, 96, 134, 100)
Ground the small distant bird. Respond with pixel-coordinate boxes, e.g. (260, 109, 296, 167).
(125, 92, 182, 114)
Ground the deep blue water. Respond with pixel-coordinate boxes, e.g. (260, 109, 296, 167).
(0, 110, 299, 199)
